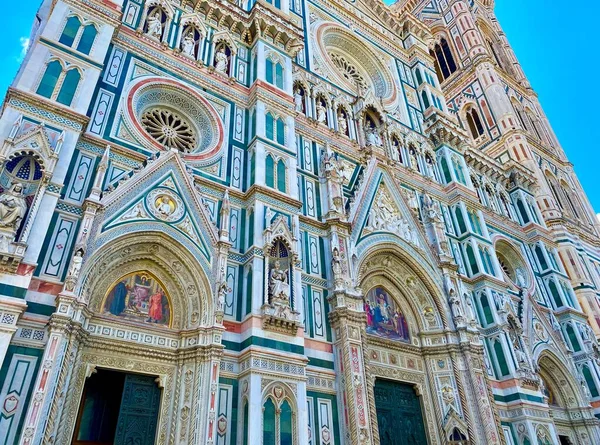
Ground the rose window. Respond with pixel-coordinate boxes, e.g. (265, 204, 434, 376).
(329, 52, 368, 92)
(141, 108, 197, 153)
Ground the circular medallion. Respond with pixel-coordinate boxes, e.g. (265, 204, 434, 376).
(146, 188, 185, 222)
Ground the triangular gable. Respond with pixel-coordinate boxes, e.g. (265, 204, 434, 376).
(350, 166, 429, 254)
(98, 150, 218, 264)
(5, 126, 59, 172)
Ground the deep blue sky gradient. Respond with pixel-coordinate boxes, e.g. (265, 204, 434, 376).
(1, 1, 597, 214)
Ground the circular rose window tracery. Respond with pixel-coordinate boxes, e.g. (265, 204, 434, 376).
(124, 77, 225, 163)
(141, 107, 197, 153)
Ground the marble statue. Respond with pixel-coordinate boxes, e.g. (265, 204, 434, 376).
(214, 47, 229, 74)
(146, 11, 163, 39)
(269, 260, 290, 300)
(337, 111, 348, 134)
(0, 183, 27, 231)
(316, 102, 327, 123)
(294, 89, 303, 112)
(181, 30, 196, 57)
(68, 250, 84, 279)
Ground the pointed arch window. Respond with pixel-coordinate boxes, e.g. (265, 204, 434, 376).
(263, 398, 276, 445)
(242, 400, 250, 445)
(266, 155, 275, 188)
(535, 245, 549, 271)
(548, 279, 563, 308)
(493, 338, 510, 376)
(465, 107, 485, 139)
(516, 198, 530, 225)
(582, 365, 599, 398)
(77, 24, 98, 55)
(276, 159, 287, 192)
(479, 293, 494, 325)
(466, 244, 479, 276)
(59, 16, 82, 47)
(431, 38, 457, 82)
(440, 156, 452, 183)
(36, 60, 63, 99)
(263, 396, 295, 445)
(451, 156, 466, 184)
(421, 91, 430, 109)
(565, 323, 581, 352)
(266, 57, 285, 89)
(57, 68, 81, 106)
(454, 207, 467, 234)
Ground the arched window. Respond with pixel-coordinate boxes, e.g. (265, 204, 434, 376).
(493, 338, 510, 376)
(77, 24, 98, 55)
(265, 113, 275, 140)
(280, 400, 293, 445)
(276, 117, 285, 145)
(451, 157, 466, 184)
(480, 247, 495, 276)
(565, 323, 581, 352)
(548, 279, 563, 308)
(242, 400, 250, 445)
(59, 16, 82, 47)
(582, 365, 599, 397)
(465, 107, 484, 139)
(263, 398, 276, 445)
(276, 159, 286, 192)
(245, 269, 253, 316)
(454, 207, 467, 234)
(535, 245, 549, 271)
(466, 244, 479, 276)
(57, 68, 81, 106)
(266, 58, 284, 89)
(430, 38, 457, 82)
(480, 293, 494, 325)
(37, 60, 63, 99)
(421, 91, 430, 109)
(467, 210, 482, 235)
(265, 155, 275, 188)
(516, 198, 530, 224)
(440, 156, 452, 183)
(262, 395, 295, 445)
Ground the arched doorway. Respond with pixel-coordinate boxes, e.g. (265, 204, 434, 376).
(357, 247, 471, 445)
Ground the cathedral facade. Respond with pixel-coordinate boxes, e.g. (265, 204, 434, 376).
(1, 0, 600, 444)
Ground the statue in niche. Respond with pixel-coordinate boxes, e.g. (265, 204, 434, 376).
(269, 259, 290, 301)
(365, 122, 381, 147)
(294, 88, 304, 113)
(422, 194, 441, 223)
(322, 152, 345, 214)
(331, 247, 343, 287)
(0, 183, 27, 233)
(316, 101, 327, 124)
(146, 10, 163, 40)
(448, 289, 464, 320)
(337, 110, 348, 135)
(515, 268, 527, 288)
(214, 47, 229, 74)
(181, 29, 197, 57)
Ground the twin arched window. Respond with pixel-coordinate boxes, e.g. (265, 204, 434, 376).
(37, 60, 81, 106)
(265, 155, 287, 192)
(465, 107, 484, 139)
(263, 397, 293, 445)
(265, 112, 285, 145)
(431, 38, 457, 82)
(266, 57, 284, 89)
(59, 15, 98, 55)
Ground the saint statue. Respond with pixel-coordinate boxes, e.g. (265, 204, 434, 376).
(269, 260, 290, 301)
(294, 89, 303, 113)
(316, 102, 327, 124)
(157, 195, 173, 217)
(181, 30, 196, 57)
(214, 47, 229, 74)
(337, 111, 348, 135)
(331, 247, 343, 286)
(365, 122, 380, 147)
(67, 250, 84, 279)
(146, 10, 163, 40)
(0, 183, 28, 232)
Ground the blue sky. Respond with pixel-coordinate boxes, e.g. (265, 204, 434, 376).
(1, 1, 598, 217)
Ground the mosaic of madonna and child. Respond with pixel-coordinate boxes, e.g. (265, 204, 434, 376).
(364, 287, 410, 343)
(102, 272, 171, 326)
